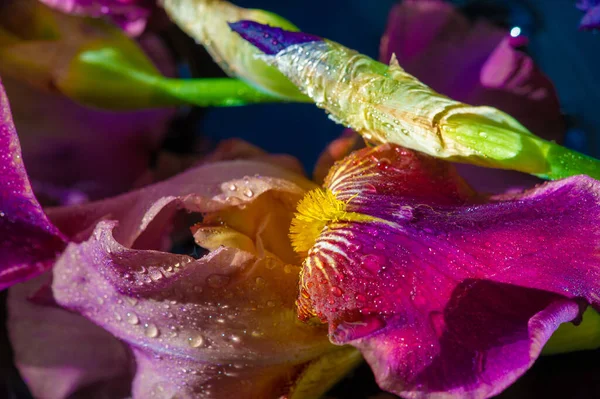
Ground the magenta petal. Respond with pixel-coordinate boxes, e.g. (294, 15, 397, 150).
(359, 284, 581, 398)
(0, 81, 66, 290)
(39, 0, 153, 36)
(299, 144, 600, 398)
(8, 274, 132, 399)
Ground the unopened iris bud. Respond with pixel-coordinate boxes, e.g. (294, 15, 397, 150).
(231, 21, 600, 181)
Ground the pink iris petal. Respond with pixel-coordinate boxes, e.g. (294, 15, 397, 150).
(8, 273, 132, 399)
(0, 80, 66, 290)
(39, 0, 154, 36)
(380, 0, 565, 192)
(299, 144, 600, 398)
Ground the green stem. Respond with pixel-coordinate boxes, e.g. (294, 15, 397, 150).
(155, 77, 301, 107)
(538, 142, 600, 181)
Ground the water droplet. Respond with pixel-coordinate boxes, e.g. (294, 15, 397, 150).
(137, 266, 147, 274)
(229, 335, 241, 344)
(360, 254, 386, 274)
(126, 312, 139, 325)
(114, 312, 122, 321)
(377, 158, 391, 170)
(243, 188, 254, 198)
(149, 268, 163, 281)
(228, 183, 237, 191)
(255, 277, 266, 289)
(144, 323, 159, 338)
(330, 286, 343, 297)
(188, 335, 204, 348)
(206, 274, 230, 288)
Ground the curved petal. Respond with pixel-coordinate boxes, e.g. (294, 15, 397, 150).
(46, 158, 317, 248)
(39, 0, 153, 36)
(296, 144, 600, 398)
(0, 79, 66, 290)
(8, 274, 132, 399)
(52, 222, 332, 397)
(47, 153, 352, 397)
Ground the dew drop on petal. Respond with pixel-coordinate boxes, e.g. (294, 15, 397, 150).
(206, 274, 230, 288)
(243, 188, 254, 198)
(255, 277, 265, 289)
(126, 312, 139, 325)
(374, 242, 386, 251)
(360, 254, 385, 274)
(330, 286, 343, 297)
(188, 335, 204, 348)
(229, 183, 237, 191)
(144, 323, 159, 338)
(149, 268, 163, 281)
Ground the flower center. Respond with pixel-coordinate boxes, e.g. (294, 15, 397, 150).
(289, 188, 375, 254)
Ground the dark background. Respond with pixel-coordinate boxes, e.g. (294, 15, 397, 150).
(2, 1, 600, 398)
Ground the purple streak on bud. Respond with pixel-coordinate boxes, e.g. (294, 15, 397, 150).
(229, 20, 321, 55)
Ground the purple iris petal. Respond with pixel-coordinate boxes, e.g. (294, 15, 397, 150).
(8, 273, 132, 398)
(0, 80, 66, 290)
(229, 20, 321, 55)
(39, 0, 153, 36)
(580, 4, 600, 30)
(299, 144, 600, 398)
(39, 150, 335, 397)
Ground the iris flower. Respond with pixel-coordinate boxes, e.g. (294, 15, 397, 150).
(1, 79, 360, 398)
(3, 2, 600, 399)
(5, 63, 600, 396)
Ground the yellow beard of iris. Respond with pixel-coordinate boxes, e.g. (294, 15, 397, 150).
(289, 188, 375, 255)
